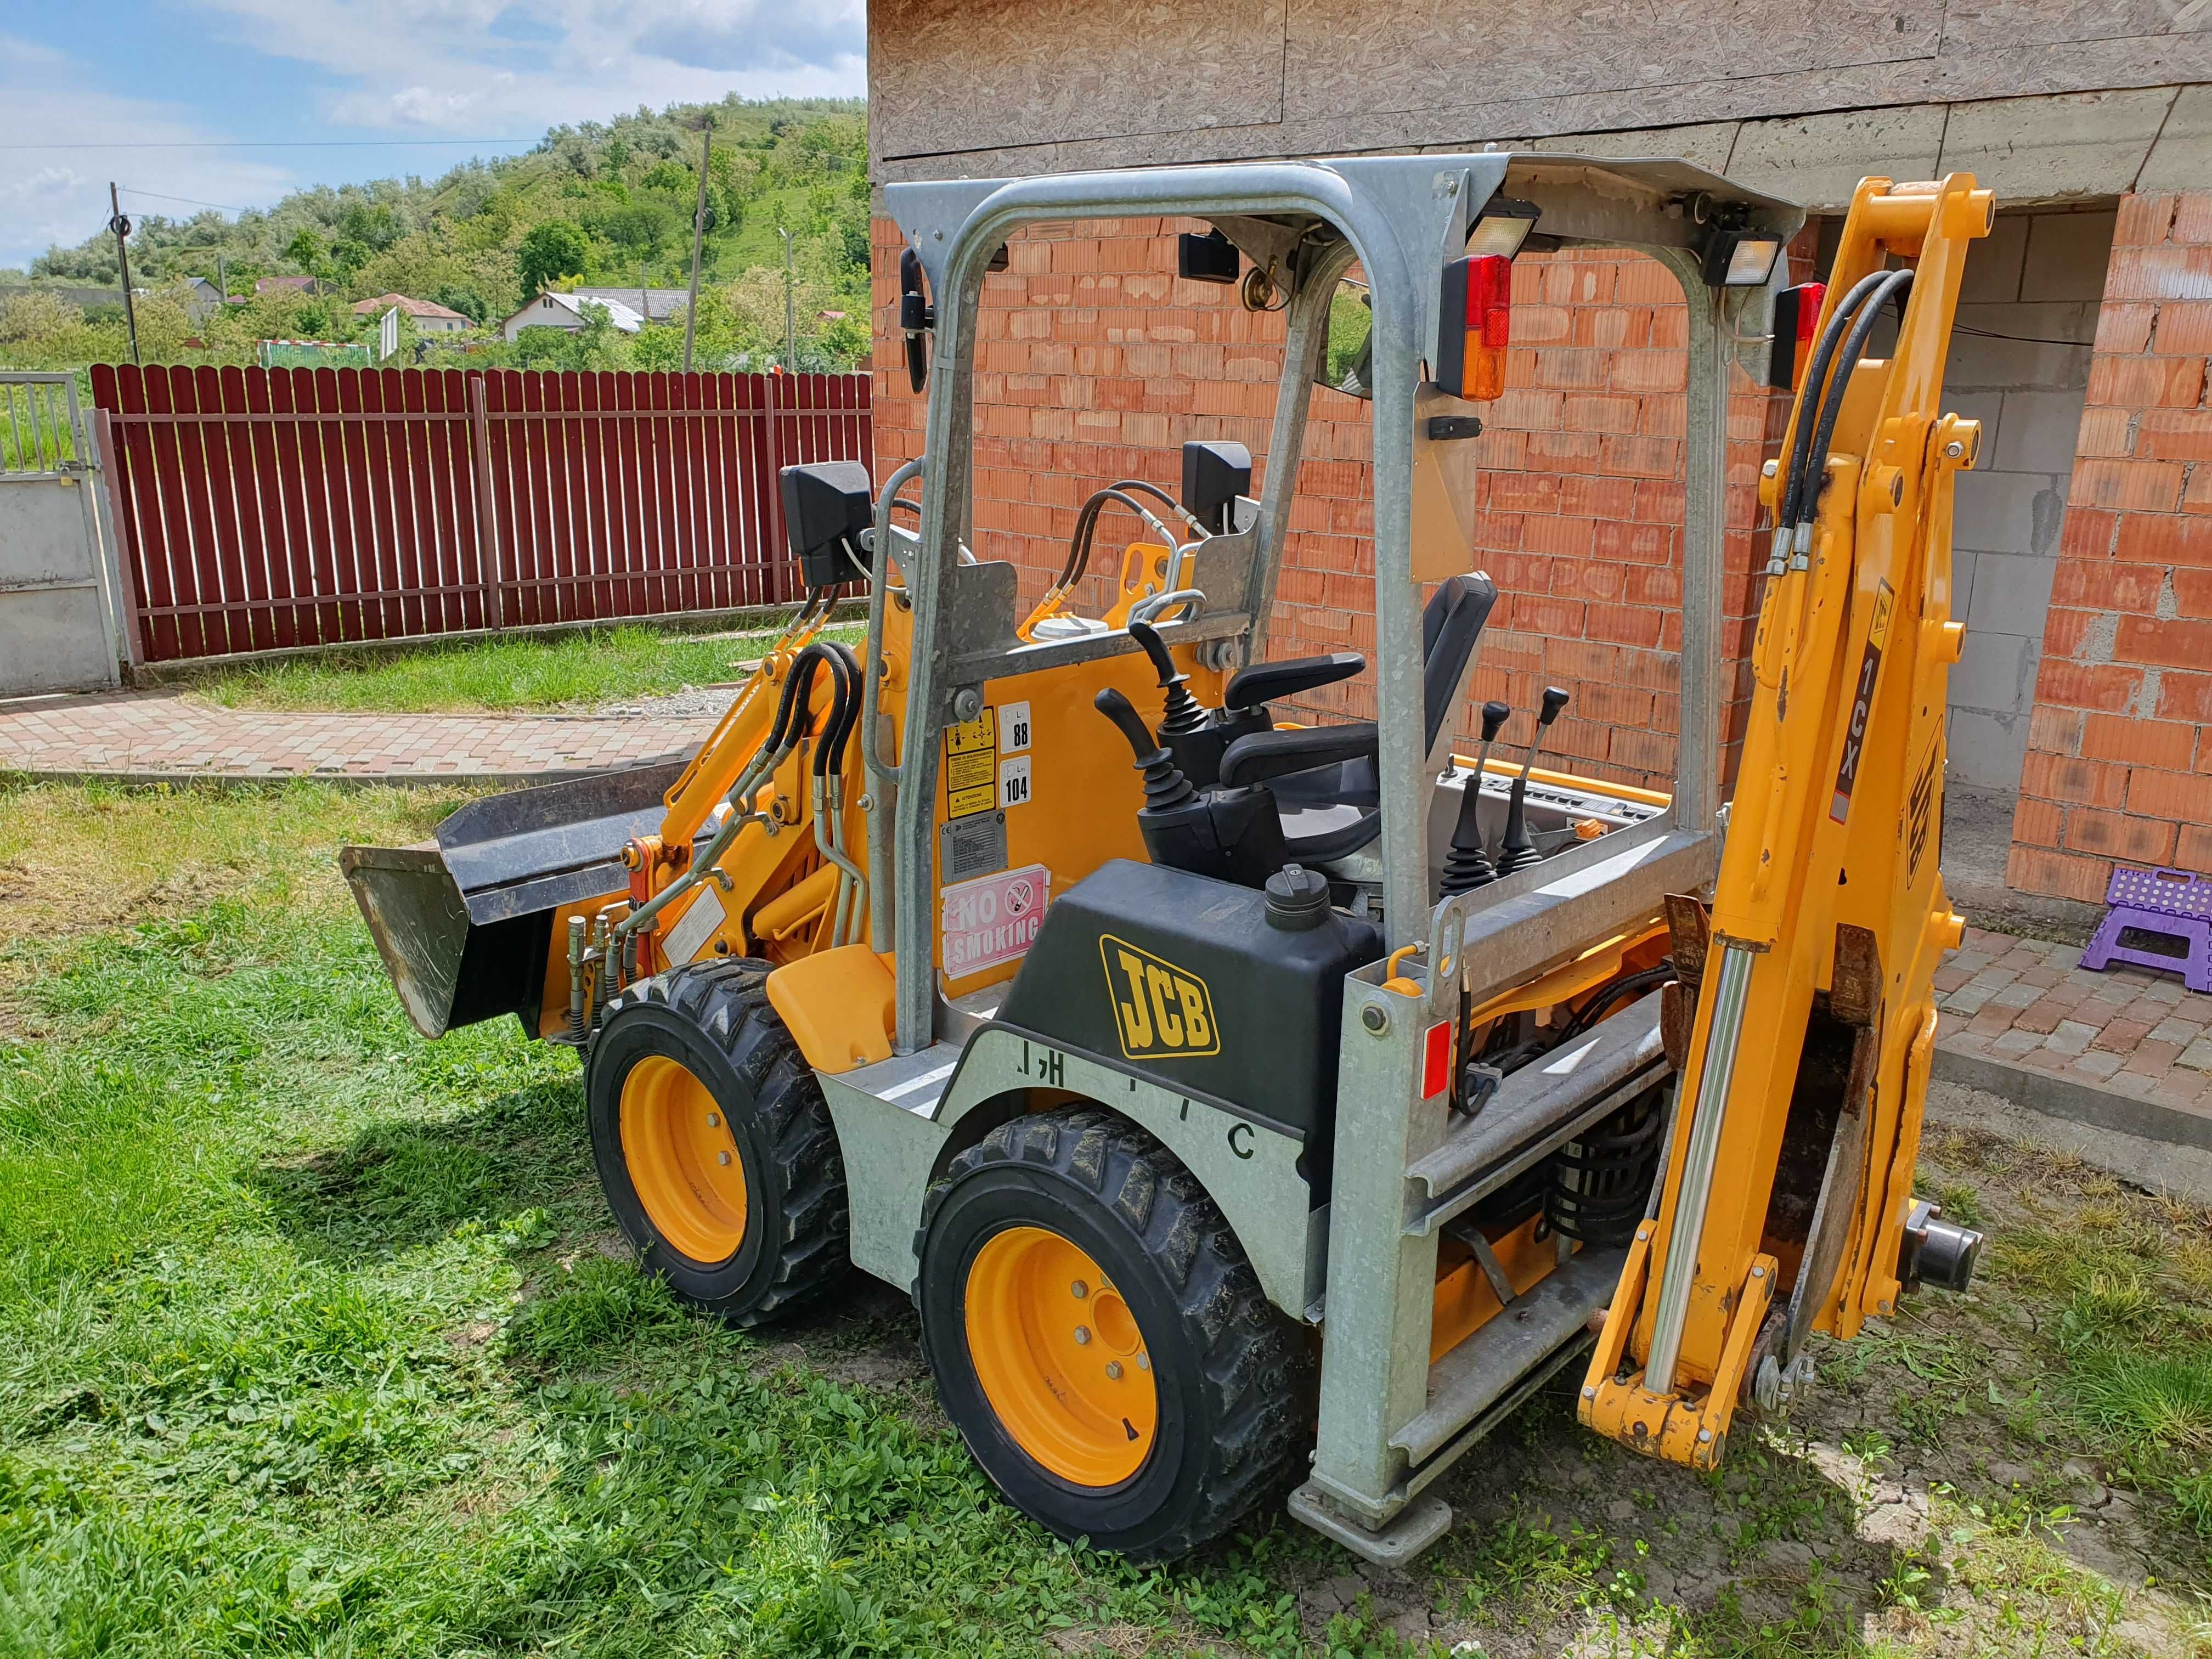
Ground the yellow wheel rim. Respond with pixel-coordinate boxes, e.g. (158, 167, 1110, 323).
(964, 1225, 1158, 1487)
(618, 1055, 748, 1264)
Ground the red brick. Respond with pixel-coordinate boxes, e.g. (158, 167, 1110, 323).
(2074, 460, 2185, 513)
(2177, 823, 2212, 873)
(2171, 568, 2212, 618)
(2011, 795, 2064, 848)
(2033, 658, 2144, 713)
(2074, 407, 2133, 458)
(1585, 602, 1664, 648)
(2019, 749, 2130, 806)
(2116, 194, 2180, 246)
(2059, 507, 2120, 560)
(2028, 703, 2084, 756)
(2050, 559, 2165, 613)
(2117, 614, 2212, 668)
(2104, 245, 2212, 302)
(2172, 193, 2212, 246)
(2063, 806, 2177, 864)
(2081, 713, 2199, 770)
(2096, 303, 2158, 354)
(2128, 767, 2212, 822)
(2116, 513, 2212, 565)
(2088, 354, 2205, 409)
(2007, 844, 2113, 904)
(2137, 408, 2212, 461)
(2156, 671, 2212, 723)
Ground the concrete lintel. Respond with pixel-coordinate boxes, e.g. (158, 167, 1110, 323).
(1937, 88, 2175, 205)
(1725, 106, 1949, 212)
(2137, 82, 2212, 193)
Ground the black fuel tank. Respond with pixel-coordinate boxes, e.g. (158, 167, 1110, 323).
(996, 859, 1381, 1144)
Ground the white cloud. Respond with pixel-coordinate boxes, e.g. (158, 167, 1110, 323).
(193, 0, 865, 136)
(0, 33, 299, 273)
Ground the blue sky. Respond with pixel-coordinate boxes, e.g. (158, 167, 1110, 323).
(1, 0, 867, 272)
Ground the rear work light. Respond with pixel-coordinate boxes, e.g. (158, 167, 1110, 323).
(1436, 253, 1512, 402)
(1767, 281, 1825, 390)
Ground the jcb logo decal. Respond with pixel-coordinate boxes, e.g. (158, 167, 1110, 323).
(1100, 935, 1218, 1059)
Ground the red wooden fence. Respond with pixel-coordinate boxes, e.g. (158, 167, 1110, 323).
(88, 365, 872, 663)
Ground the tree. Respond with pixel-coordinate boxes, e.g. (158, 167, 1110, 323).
(516, 221, 588, 300)
(283, 228, 326, 271)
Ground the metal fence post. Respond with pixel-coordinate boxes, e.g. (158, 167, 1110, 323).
(467, 374, 504, 630)
(69, 389, 129, 681)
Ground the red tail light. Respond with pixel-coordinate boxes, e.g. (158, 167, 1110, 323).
(1437, 253, 1513, 402)
(1768, 281, 1825, 391)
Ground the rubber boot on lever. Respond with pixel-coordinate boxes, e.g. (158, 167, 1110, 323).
(1128, 619, 1209, 739)
(1441, 699, 1512, 896)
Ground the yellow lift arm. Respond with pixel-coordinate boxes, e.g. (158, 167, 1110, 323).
(1582, 174, 1994, 1467)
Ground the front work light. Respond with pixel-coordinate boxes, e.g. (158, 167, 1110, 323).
(1704, 232, 1784, 288)
(1465, 196, 1541, 260)
(1436, 253, 1513, 402)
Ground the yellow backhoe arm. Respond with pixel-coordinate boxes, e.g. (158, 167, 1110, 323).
(1582, 174, 1994, 1468)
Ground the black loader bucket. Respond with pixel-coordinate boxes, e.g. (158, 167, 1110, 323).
(340, 760, 687, 1038)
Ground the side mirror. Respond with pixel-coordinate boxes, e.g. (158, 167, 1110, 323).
(899, 246, 933, 394)
(1318, 278, 1374, 400)
(1181, 440, 1251, 534)
(780, 460, 874, 590)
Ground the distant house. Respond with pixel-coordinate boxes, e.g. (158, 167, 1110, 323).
(567, 286, 691, 324)
(352, 292, 471, 334)
(182, 277, 224, 323)
(255, 275, 319, 297)
(499, 291, 645, 342)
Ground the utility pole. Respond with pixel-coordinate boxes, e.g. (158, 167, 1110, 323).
(780, 226, 797, 370)
(217, 252, 228, 304)
(108, 183, 141, 365)
(682, 120, 710, 373)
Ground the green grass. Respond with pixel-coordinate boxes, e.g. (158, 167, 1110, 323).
(177, 619, 859, 714)
(1, 781, 2207, 1656)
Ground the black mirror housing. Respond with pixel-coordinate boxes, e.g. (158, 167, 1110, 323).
(1181, 440, 1251, 534)
(780, 460, 874, 590)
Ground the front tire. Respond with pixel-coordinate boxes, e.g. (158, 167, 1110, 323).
(916, 1109, 1308, 1560)
(586, 958, 847, 1322)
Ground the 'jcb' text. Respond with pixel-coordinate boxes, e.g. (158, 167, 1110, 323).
(1099, 935, 1219, 1059)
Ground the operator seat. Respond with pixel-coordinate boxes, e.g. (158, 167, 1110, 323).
(1267, 573, 1496, 863)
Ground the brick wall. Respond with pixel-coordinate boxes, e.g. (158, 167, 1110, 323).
(2008, 192, 2212, 904)
(869, 217, 1797, 793)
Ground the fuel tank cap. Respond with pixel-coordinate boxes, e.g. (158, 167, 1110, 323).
(1264, 864, 1331, 931)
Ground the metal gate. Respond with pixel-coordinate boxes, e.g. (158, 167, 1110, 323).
(0, 374, 125, 695)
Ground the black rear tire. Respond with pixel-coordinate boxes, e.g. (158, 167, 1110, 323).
(916, 1108, 1310, 1561)
(587, 958, 847, 1323)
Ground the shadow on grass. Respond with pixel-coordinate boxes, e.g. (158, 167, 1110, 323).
(244, 1077, 599, 1265)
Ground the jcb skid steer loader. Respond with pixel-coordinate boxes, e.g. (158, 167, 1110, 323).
(343, 153, 1988, 1565)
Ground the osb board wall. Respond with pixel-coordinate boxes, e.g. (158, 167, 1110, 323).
(868, 215, 1798, 794)
(868, 0, 2212, 207)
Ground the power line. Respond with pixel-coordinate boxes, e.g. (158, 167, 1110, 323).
(1, 138, 537, 151)
(117, 186, 254, 214)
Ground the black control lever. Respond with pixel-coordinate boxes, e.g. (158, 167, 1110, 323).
(1095, 688, 1197, 812)
(1440, 699, 1512, 896)
(1127, 619, 1208, 738)
(1495, 687, 1569, 875)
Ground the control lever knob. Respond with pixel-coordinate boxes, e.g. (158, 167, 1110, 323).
(1496, 686, 1570, 876)
(1094, 688, 1197, 812)
(1441, 699, 1514, 896)
(1128, 619, 1208, 737)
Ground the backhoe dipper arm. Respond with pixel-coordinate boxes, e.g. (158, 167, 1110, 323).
(1581, 174, 1993, 1469)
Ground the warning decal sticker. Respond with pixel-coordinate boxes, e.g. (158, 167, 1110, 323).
(941, 862, 1049, 977)
(945, 709, 997, 819)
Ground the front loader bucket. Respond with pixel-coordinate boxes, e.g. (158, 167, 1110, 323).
(341, 760, 687, 1038)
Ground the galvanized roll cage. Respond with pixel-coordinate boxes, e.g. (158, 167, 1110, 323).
(877, 154, 1803, 1054)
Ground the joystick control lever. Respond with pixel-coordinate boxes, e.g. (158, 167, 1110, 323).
(1441, 699, 1512, 895)
(1096, 687, 1197, 812)
(1127, 619, 1208, 738)
(1495, 686, 1569, 876)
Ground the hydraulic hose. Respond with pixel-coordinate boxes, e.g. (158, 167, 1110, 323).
(1793, 269, 1915, 556)
(1774, 269, 1892, 545)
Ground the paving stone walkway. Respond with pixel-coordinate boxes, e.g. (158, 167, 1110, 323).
(0, 688, 720, 783)
(1934, 924, 2212, 1145)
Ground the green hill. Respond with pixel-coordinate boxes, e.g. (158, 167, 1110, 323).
(2, 97, 871, 375)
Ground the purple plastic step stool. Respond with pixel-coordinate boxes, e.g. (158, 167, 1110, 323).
(2079, 864, 2212, 994)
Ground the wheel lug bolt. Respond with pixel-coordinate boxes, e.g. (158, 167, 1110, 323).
(1136, 1353, 1149, 1371)
(1071, 1280, 1088, 1299)
(1105, 1361, 1123, 1380)
(1074, 1327, 1091, 1345)
(707, 1112, 721, 1128)
(718, 1151, 732, 1166)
